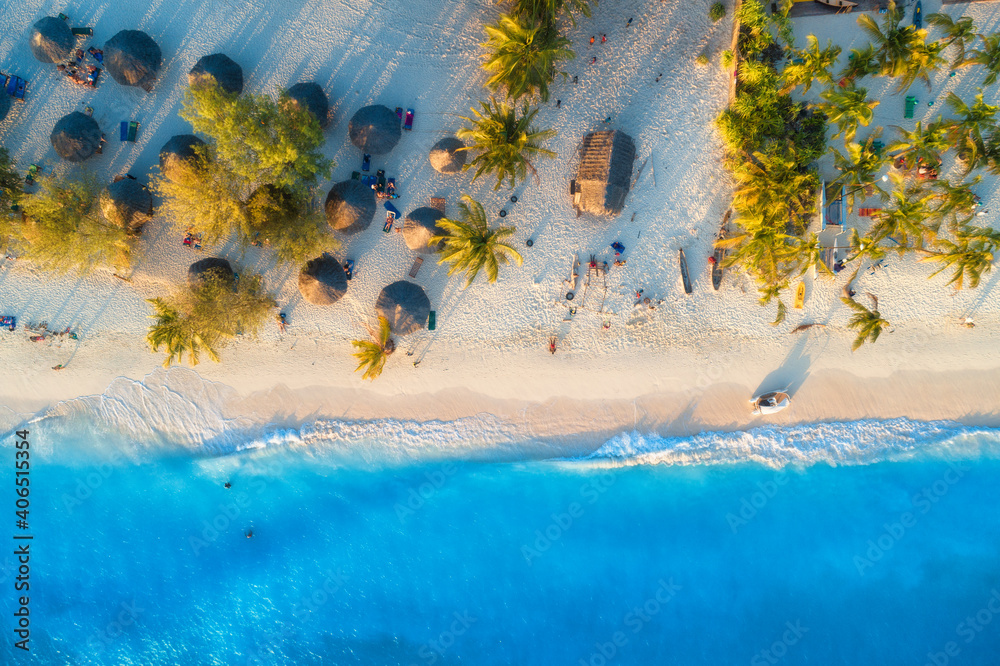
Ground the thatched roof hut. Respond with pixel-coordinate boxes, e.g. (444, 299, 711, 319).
(573, 130, 636, 217)
(29, 17, 73, 63)
(348, 105, 401, 154)
(100, 178, 153, 232)
(159, 134, 207, 181)
(188, 53, 243, 94)
(376, 280, 430, 336)
(298, 254, 347, 305)
(104, 30, 161, 89)
(429, 137, 466, 174)
(325, 180, 375, 234)
(403, 207, 446, 254)
(188, 257, 234, 289)
(287, 82, 330, 128)
(50, 112, 101, 162)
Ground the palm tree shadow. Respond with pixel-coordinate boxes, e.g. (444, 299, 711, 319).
(753, 331, 816, 399)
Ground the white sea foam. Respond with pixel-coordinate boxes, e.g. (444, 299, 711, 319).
(578, 420, 1000, 468)
(14, 368, 999, 468)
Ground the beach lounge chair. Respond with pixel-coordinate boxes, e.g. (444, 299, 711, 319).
(362, 154, 371, 171)
(428, 311, 436, 331)
(404, 109, 414, 131)
(345, 260, 355, 280)
(611, 241, 625, 255)
(384, 210, 395, 233)
(409, 256, 423, 278)
(374, 169, 386, 193)
(72, 27, 93, 36)
(361, 174, 376, 187)
(905, 96, 916, 119)
(382, 178, 398, 199)
(351, 171, 360, 181)
(385, 201, 401, 218)
(58, 12, 69, 20)
(5, 76, 25, 100)
(120, 121, 139, 142)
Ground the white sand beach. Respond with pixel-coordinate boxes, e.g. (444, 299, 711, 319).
(0, 0, 998, 443)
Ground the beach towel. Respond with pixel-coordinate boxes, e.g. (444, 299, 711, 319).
(611, 241, 625, 255)
(395, 107, 403, 121)
(120, 121, 138, 142)
(429, 311, 436, 331)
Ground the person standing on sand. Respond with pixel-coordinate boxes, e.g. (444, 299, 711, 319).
(590, 36, 595, 45)
(601, 34, 607, 43)
(549, 337, 557, 354)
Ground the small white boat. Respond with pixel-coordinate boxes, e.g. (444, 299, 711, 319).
(751, 391, 791, 415)
(814, 0, 858, 8)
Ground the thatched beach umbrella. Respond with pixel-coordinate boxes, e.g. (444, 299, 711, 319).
(324, 180, 376, 234)
(376, 280, 430, 336)
(188, 257, 235, 289)
(348, 105, 401, 154)
(100, 178, 153, 232)
(298, 254, 347, 305)
(29, 17, 73, 63)
(429, 137, 466, 174)
(403, 207, 446, 254)
(188, 53, 243, 94)
(573, 130, 636, 217)
(104, 30, 161, 89)
(50, 112, 101, 162)
(287, 82, 330, 128)
(159, 134, 206, 181)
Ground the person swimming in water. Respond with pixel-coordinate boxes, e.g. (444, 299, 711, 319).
(224, 482, 231, 489)
(245, 529, 253, 538)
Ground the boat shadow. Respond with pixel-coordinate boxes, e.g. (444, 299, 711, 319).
(753, 331, 815, 399)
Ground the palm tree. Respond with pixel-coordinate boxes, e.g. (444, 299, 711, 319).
(933, 177, 982, 229)
(458, 98, 556, 190)
(351, 316, 396, 381)
(781, 35, 841, 93)
(819, 85, 879, 142)
(869, 174, 939, 250)
(857, 2, 922, 79)
(791, 233, 834, 277)
(897, 39, 946, 92)
(717, 222, 797, 299)
(888, 118, 950, 170)
(964, 32, 1000, 86)
(831, 136, 891, 212)
(920, 225, 1000, 289)
(838, 44, 880, 84)
(481, 14, 575, 102)
(944, 92, 999, 172)
(842, 294, 891, 351)
(430, 195, 523, 287)
(146, 299, 221, 367)
(502, 0, 593, 26)
(730, 146, 819, 224)
(926, 13, 978, 67)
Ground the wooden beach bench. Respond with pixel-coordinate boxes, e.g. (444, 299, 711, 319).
(408, 256, 423, 278)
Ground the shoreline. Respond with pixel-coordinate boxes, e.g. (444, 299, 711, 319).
(3, 325, 998, 454)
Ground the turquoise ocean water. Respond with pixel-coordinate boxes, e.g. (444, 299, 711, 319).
(1, 379, 999, 665)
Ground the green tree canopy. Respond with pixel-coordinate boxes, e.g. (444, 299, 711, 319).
(180, 83, 332, 192)
(482, 14, 574, 102)
(18, 171, 135, 273)
(458, 98, 556, 190)
(147, 269, 276, 367)
(430, 195, 523, 287)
